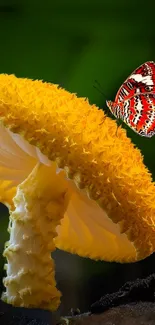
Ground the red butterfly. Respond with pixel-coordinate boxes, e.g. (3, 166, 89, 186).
(106, 61, 155, 137)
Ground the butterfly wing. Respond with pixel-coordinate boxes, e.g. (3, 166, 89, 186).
(115, 61, 155, 104)
(113, 61, 155, 137)
(122, 92, 155, 137)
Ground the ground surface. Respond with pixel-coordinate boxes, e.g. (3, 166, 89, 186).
(1, 301, 155, 325)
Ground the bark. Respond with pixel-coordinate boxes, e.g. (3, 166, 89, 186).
(1, 301, 155, 325)
(1, 273, 155, 325)
(58, 302, 155, 325)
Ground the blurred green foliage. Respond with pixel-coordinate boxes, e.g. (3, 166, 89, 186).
(0, 0, 154, 175)
(0, 0, 155, 314)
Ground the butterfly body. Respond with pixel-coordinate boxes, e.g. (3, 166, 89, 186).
(106, 61, 155, 137)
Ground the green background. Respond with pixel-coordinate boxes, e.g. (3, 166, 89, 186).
(0, 0, 155, 315)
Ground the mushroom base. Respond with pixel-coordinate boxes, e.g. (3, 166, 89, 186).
(2, 163, 70, 311)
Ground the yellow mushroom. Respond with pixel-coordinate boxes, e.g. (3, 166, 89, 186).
(0, 74, 154, 311)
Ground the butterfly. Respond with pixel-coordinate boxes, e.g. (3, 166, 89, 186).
(106, 61, 155, 137)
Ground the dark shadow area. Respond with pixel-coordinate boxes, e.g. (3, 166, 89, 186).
(0, 300, 54, 325)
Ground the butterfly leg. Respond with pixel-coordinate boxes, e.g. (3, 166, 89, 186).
(99, 116, 107, 125)
(115, 119, 123, 136)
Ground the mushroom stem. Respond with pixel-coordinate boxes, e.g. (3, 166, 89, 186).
(2, 163, 70, 310)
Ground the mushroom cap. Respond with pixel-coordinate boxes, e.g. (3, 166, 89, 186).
(0, 74, 155, 262)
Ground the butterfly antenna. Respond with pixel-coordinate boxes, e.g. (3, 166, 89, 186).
(93, 80, 108, 100)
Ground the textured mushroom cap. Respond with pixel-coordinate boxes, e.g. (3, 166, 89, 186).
(0, 74, 155, 262)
